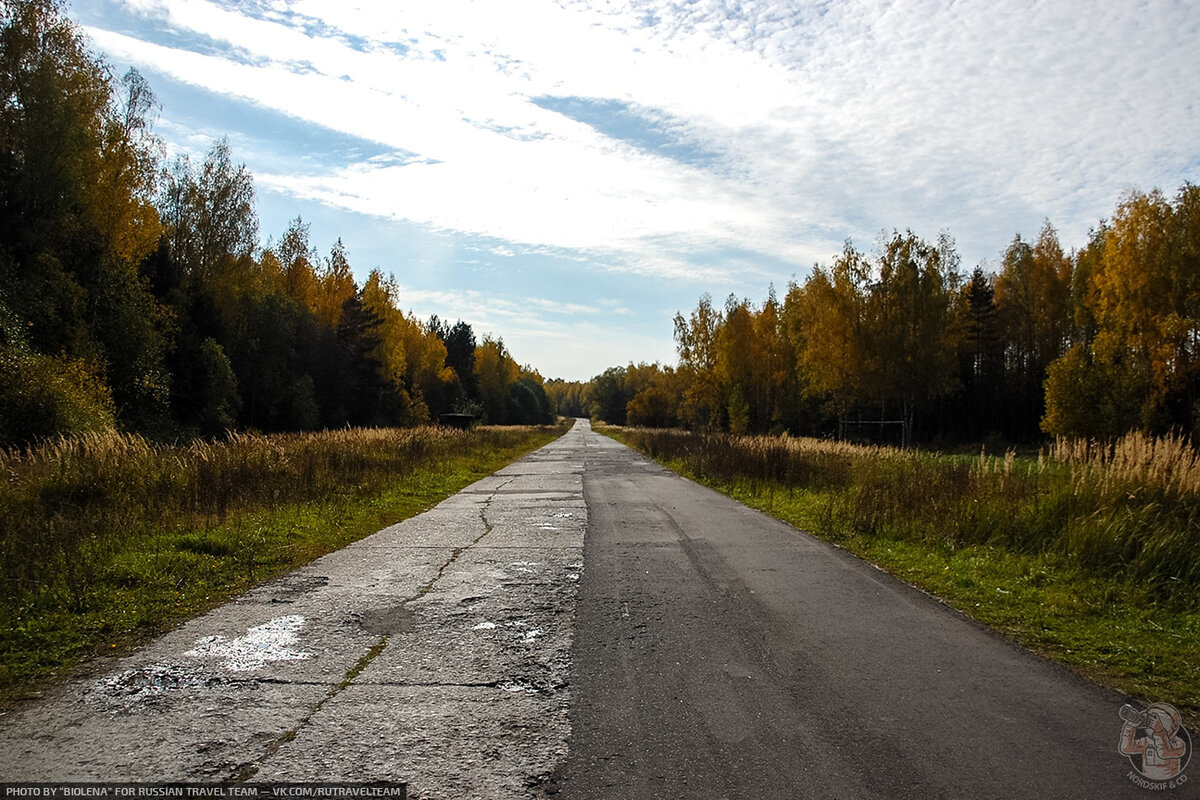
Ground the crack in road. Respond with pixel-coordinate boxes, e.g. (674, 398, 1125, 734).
(228, 477, 520, 783)
(412, 478, 511, 600)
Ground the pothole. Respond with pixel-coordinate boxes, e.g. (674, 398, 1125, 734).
(96, 664, 203, 699)
(359, 605, 417, 635)
(88, 664, 243, 712)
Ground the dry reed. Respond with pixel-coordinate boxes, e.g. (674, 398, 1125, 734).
(0, 425, 538, 604)
(613, 426, 1200, 606)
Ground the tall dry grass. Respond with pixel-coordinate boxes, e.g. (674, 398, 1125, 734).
(0, 425, 538, 606)
(1049, 432, 1200, 495)
(616, 427, 1200, 606)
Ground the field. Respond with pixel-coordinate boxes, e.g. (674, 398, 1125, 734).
(604, 426, 1200, 722)
(0, 421, 569, 703)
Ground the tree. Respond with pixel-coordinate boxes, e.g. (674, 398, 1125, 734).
(1043, 186, 1200, 436)
(91, 68, 161, 264)
(443, 320, 479, 400)
(0, 0, 172, 439)
(545, 378, 589, 418)
(314, 238, 356, 329)
(624, 363, 679, 428)
(956, 267, 1004, 438)
(791, 242, 871, 427)
(221, 287, 307, 431)
(276, 217, 320, 312)
(0, 291, 115, 443)
(475, 336, 519, 424)
(160, 139, 257, 289)
(335, 291, 384, 425)
(673, 294, 723, 429)
(362, 270, 453, 425)
(0, 347, 116, 443)
(587, 366, 631, 425)
(0, 0, 111, 263)
(717, 295, 770, 433)
(508, 374, 553, 424)
(87, 252, 172, 429)
(726, 384, 750, 434)
(193, 337, 240, 436)
(1042, 344, 1148, 439)
(755, 286, 799, 433)
(994, 222, 1072, 437)
(864, 231, 960, 446)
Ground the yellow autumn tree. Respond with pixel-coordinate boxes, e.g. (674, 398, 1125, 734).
(673, 294, 724, 429)
(88, 69, 162, 266)
(790, 242, 871, 423)
(277, 217, 320, 315)
(625, 363, 679, 428)
(1043, 184, 1200, 436)
(360, 270, 452, 425)
(313, 238, 357, 330)
(474, 336, 520, 424)
(995, 222, 1073, 431)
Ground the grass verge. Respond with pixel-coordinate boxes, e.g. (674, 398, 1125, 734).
(602, 426, 1200, 725)
(0, 421, 568, 705)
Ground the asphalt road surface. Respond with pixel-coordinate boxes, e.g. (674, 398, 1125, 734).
(0, 420, 1172, 798)
(555, 423, 1158, 800)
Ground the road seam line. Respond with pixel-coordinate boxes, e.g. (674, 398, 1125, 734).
(226, 477, 515, 782)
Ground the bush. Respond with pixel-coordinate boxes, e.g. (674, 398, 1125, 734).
(0, 348, 116, 446)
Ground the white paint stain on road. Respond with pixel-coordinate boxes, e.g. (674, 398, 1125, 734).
(184, 615, 310, 671)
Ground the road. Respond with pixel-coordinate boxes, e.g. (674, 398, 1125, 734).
(553, 425, 1157, 799)
(0, 420, 1166, 798)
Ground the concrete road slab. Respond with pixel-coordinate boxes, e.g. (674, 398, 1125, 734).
(0, 421, 590, 797)
(254, 684, 568, 798)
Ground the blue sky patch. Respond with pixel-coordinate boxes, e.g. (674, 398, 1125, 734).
(143, 70, 403, 171)
(532, 95, 724, 169)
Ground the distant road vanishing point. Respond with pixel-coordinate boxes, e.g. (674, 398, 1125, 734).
(0, 420, 1154, 799)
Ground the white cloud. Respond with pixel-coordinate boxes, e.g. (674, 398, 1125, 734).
(83, 0, 1200, 276)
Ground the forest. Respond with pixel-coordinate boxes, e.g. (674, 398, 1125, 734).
(0, 1, 552, 448)
(5, 1, 1200, 450)
(551, 183, 1200, 447)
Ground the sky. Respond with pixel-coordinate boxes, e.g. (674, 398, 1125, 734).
(73, 0, 1200, 381)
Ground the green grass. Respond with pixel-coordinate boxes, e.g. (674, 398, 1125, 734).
(604, 427, 1200, 725)
(0, 421, 568, 704)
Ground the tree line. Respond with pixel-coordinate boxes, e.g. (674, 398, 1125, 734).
(557, 183, 1200, 446)
(0, 0, 552, 446)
